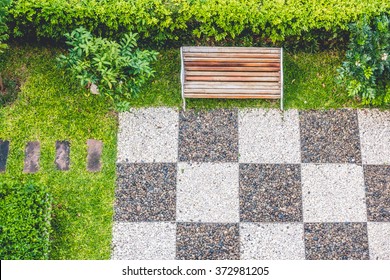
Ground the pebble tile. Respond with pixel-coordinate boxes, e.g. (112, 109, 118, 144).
(178, 109, 238, 162)
(300, 109, 361, 163)
(240, 164, 302, 222)
(117, 107, 178, 163)
(176, 223, 240, 260)
(112, 222, 176, 260)
(0, 140, 9, 172)
(302, 164, 366, 222)
(240, 223, 305, 260)
(87, 139, 103, 172)
(304, 223, 369, 260)
(55, 140, 70, 170)
(177, 162, 239, 223)
(239, 109, 301, 163)
(364, 165, 390, 222)
(358, 109, 390, 165)
(367, 222, 390, 260)
(23, 141, 40, 173)
(114, 163, 176, 222)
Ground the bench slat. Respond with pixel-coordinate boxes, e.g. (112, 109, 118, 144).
(184, 53, 280, 59)
(185, 62, 280, 68)
(186, 76, 280, 82)
(185, 82, 280, 89)
(186, 71, 280, 77)
(182, 47, 281, 53)
(184, 94, 281, 99)
(184, 57, 280, 63)
(185, 88, 281, 94)
(186, 66, 280, 72)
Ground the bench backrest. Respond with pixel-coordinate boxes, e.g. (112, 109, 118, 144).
(180, 46, 283, 110)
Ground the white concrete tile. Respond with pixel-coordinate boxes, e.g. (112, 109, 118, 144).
(302, 164, 366, 222)
(111, 222, 176, 260)
(117, 107, 178, 163)
(238, 109, 300, 163)
(177, 162, 239, 223)
(358, 109, 390, 165)
(240, 223, 305, 260)
(368, 222, 390, 260)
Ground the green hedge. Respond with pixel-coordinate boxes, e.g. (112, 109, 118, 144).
(0, 0, 10, 53)
(0, 182, 52, 260)
(8, 0, 390, 45)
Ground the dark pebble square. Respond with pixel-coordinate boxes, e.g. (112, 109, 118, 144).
(176, 223, 240, 260)
(240, 164, 302, 222)
(364, 165, 390, 222)
(299, 109, 361, 163)
(178, 109, 238, 162)
(304, 223, 369, 260)
(0, 140, 10, 172)
(114, 163, 176, 222)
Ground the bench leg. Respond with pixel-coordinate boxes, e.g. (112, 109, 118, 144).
(182, 97, 186, 111)
(280, 98, 283, 111)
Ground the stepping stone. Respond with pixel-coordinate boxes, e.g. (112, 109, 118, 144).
(0, 140, 10, 172)
(87, 139, 102, 172)
(55, 141, 70, 171)
(23, 141, 40, 173)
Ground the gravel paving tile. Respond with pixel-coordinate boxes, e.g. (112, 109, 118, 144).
(55, 140, 70, 170)
(112, 222, 176, 260)
(114, 163, 176, 222)
(300, 109, 361, 163)
(117, 108, 178, 163)
(302, 164, 366, 222)
(176, 223, 240, 260)
(304, 223, 369, 260)
(177, 162, 239, 223)
(0, 140, 10, 172)
(358, 109, 390, 165)
(240, 223, 305, 260)
(23, 141, 40, 173)
(178, 109, 238, 162)
(367, 222, 390, 260)
(239, 109, 301, 163)
(87, 139, 103, 172)
(364, 165, 390, 222)
(240, 164, 302, 222)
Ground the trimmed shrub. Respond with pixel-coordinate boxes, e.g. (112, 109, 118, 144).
(0, 0, 9, 53)
(8, 0, 390, 46)
(57, 27, 158, 111)
(337, 14, 389, 105)
(0, 182, 52, 260)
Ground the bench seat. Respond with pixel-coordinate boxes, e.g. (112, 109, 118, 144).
(180, 46, 283, 110)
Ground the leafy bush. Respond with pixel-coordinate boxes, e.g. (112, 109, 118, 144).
(0, 182, 52, 260)
(337, 14, 389, 105)
(8, 0, 390, 46)
(57, 27, 158, 111)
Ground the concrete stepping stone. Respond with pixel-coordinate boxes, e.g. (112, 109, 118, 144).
(23, 141, 40, 173)
(55, 141, 70, 171)
(87, 139, 102, 172)
(0, 140, 10, 172)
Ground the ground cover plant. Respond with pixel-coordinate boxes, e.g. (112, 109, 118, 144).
(337, 13, 389, 105)
(0, 182, 51, 260)
(57, 27, 158, 111)
(0, 45, 117, 259)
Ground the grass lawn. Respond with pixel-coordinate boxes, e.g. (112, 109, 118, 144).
(0, 43, 375, 259)
(0, 44, 117, 259)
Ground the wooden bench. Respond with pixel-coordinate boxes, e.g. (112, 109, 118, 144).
(180, 46, 284, 110)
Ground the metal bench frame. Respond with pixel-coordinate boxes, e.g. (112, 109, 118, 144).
(180, 46, 283, 110)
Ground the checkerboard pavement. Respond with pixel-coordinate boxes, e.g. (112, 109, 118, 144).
(112, 108, 390, 260)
